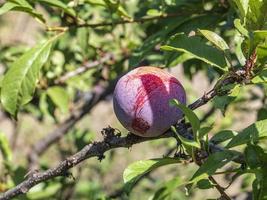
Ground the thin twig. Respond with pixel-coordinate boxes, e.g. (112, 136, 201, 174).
(46, 13, 191, 32)
(54, 54, 113, 84)
(209, 176, 231, 200)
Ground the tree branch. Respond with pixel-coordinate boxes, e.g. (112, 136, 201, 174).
(54, 53, 113, 84)
(28, 80, 116, 168)
(46, 12, 194, 32)
(1, 67, 248, 199)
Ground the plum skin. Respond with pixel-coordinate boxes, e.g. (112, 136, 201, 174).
(113, 66, 186, 137)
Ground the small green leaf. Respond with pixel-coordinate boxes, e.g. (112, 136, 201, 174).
(0, 132, 12, 162)
(77, 28, 89, 56)
(252, 69, 267, 83)
(196, 179, 214, 190)
(232, 0, 249, 21)
(171, 126, 200, 149)
(190, 151, 239, 182)
(161, 33, 227, 70)
(226, 119, 267, 148)
(198, 29, 229, 51)
(39, 92, 55, 120)
(123, 158, 181, 192)
(0, 2, 17, 15)
(169, 99, 200, 139)
(234, 19, 249, 37)
(147, 9, 162, 16)
(47, 86, 69, 113)
(1, 34, 62, 117)
(210, 130, 237, 144)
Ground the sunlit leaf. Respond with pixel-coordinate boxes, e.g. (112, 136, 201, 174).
(190, 150, 239, 182)
(198, 29, 229, 51)
(47, 86, 69, 113)
(123, 158, 181, 192)
(161, 33, 227, 70)
(1, 34, 62, 117)
(226, 119, 267, 148)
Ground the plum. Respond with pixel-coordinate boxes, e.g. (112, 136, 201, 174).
(113, 66, 186, 137)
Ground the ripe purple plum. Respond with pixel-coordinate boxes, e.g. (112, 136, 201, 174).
(113, 66, 186, 137)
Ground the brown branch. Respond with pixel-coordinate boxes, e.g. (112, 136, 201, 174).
(209, 176, 231, 200)
(0, 68, 247, 199)
(46, 12, 193, 32)
(0, 129, 174, 200)
(28, 80, 116, 168)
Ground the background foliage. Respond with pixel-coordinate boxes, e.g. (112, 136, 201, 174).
(0, 0, 267, 199)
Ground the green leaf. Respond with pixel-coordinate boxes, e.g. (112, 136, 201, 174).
(171, 126, 200, 149)
(0, 0, 45, 23)
(246, 0, 267, 30)
(0, 132, 12, 163)
(85, 0, 106, 6)
(0, 2, 17, 15)
(196, 179, 214, 190)
(47, 86, 69, 113)
(198, 126, 213, 140)
(226, 119, 267, 148)
(210, 130, 237, 144)
(234, 19, 249, 37)
(245, 144, 263, 169)
(198, 29, 229, 51)
(161, 33, 227, 70)
(123, 158, 181, 192)
(252, 158, 267, 200)
(36, 0, 76, 16)
(77, 28, 89, 56)
(169, 99, 200, 139)
(257, 108, 267, 121)
(147, 9, 162, 16)
(0, 35, 61, 117)
(129, 18, 190, 66)
(151, 177, 184, 200)
(212, 84, 240, 114)
(190, 150, 239, 182)
(165, 52, 195, 67)
(252, 69, 267, 83)
(232, 0, 249, 21)
(39, 92, 56, 120)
